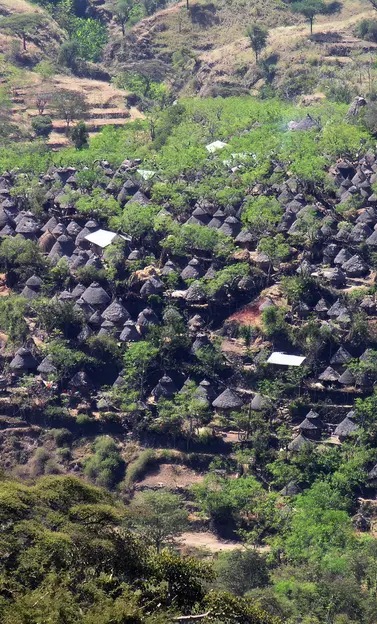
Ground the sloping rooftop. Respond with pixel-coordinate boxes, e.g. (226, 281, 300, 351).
(267, 352, 306, 366)
(84, 229, 131, 248)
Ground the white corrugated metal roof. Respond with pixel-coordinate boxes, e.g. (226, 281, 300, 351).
(267, 352, 306, 367)
(84, 229, 130, 248)
(206, 140, 228, 153)
(137, 169, 156, 180)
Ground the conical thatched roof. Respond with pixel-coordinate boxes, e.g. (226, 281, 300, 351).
(338, 368, 356, 386)
(42, 216, 58, 233)
(185, 281, 206, 303)
(38, 231, 55, 252)
(334, 248, 351, 265)
(119, 320, 140, 342)
(334, 412, 358, 438)
(10, 347, 38, 371)
(102, 300, 130, 324)
(51, 223, 67, 237)
(280, 481, 302, 496)
(318, 366, 340, 382)
(314, 298, 328, 313)
(151, 375, 177, 399)
(0, 224, 15, 236)
(327, 299, 348, 318)
(69, 371, 92, 389)
(25, 275, 43, 288)
(20, 285, 40, 300)
(15, 216, 40, 235)
(191, 333, 212, 354)
(66, 221, 82, 237)
(140, 276, 164, 298)
(71, 283, 86, 299)
(342, 254, 369, 277)
(219, 216, 241, 237)
(298, 417, 322, 431)
(161, 260, 177, 276)
(288, 433, 314, 452)
(82, 282, 110, 306)
(37, 356, 57, 375)
(251, 393, 270, 411)
(330, 347, 352, 365)
(137, 307, 159, 328)
(212, 388, 243, 409)
(368, 463, 377, 480)
(305, 409, 320, 420)
(128, 250, 142, 261)
(181, 263, 201, 281)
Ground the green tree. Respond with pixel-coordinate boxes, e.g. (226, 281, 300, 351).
(31, 115, 53, 138)
(246, 23, 269, 61)
(76, 188, 121, 220)
(0, 295, 28, 343)
(52, 89, 88, 133)
(0, 235, 46, 285)
(242, 196, 283, 235)
(123, 341, 159, 397)
(70, 17, 108, 63)
(214, 549, 270, 596)
(291, 0, 342, 34)
(70, 120, 89, 149)
(114, 0, 133, 36)
(127, 490, 188, 551)
(84, 436, 125, 489)
(0, 13, 46, 51)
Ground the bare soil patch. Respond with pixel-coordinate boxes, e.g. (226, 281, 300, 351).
(136, 462, 204, 489)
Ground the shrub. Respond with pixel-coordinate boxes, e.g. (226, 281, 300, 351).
(50, 428, 73, 448)
(83, 436, 125, 489)
(123, 448, 156, 490)
(31, 115, 53, 138)
(356, 19, 377, 43)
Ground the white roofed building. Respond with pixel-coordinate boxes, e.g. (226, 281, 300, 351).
(84, 229, 131, 254)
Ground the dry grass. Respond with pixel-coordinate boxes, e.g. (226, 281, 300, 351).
(0, 0, 37, 14)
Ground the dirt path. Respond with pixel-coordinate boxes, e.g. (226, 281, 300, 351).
(180, 531, 245, 552)
(180, 531, 271, 553)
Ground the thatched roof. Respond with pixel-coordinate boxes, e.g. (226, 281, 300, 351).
(82, 282, 110, 306)
(38, 231, 55, 252)
(288, 115, 318, 131)
(318, 366, 340, 382)
(306, 409, 320, 420)
(140, 276, 165, 297)
(334, 248, 351, 265)
(48, 235, 75, 262)
(288, 433, 314, 452)
(181, 261, 201, 281)
(151, 375, 177, 399)
(89, 310, 103, 326)
(0, 224, 15, 236)
(259, 298, 275, 312)
(251, 393, 271, 411)
(51, 223, 67, 237)
(10, 347, 38, 371)
(298, 417, 322, 431)
(212, 387, 243, 410)
(42, 216, 58, 233)
(342, 254, 369, 277)
(102, 300, 130, 324)
(37, 356, 57, 375)
(327, 299, 348, 318)
(128, 250, 142, 261)
(119, 320, 141, 342)
(366, 230, 377, 246)
(280, 481, 302, 496)
(350, 223, 373, 243)
(219, 216, 241, 237)
(314, 298, 328, 313)
(185, 281, 207, 303)
(71, 283, 86, 298)
(137, 307, 159, 327)
(25, 275, 42, 288)
(161, 260, 177, 276)
(338, 368, 356, 386)
(334, 412, 358, 438)
(15, 216, 40, 235)
(368, 463, 377, 480)
(192, 333, 212, 354)
(66, 221, 82, 237)
(69, 371, 92, 389)
(330, 347, 352, 365)
(125, 190, 150, 207)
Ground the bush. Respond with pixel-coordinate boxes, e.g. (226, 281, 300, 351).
(70, 121, 89, 149)
(356, 19, 377, 43)
(83, 436, 125, 489)
(50, 428, 73, 447)
(31, 115, 53, 138)
(123, 448, 156, 490)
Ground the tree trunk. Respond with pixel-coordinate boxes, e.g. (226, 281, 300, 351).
(255, 50, 258, 62)
(121, 22, 125, 36)
(310, 18, 313, 34)
(22, 33, 26, 51)
(186, 0, 189, 9)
